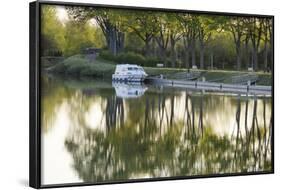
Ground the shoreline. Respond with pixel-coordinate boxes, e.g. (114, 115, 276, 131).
(42, 55, 272, 86)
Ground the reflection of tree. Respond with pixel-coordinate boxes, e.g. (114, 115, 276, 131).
(41, 76, 73, 133)
(42, 75, 272, 182)
(105, 96, 124, 131)
(62, 87, 272, 183)
(230, 97, 272, 171)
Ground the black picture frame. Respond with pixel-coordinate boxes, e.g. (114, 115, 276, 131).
(29, 1, 274, 188)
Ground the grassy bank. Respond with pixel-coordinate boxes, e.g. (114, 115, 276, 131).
(47, 55, 116, 78)
(46, 55, 272, 86)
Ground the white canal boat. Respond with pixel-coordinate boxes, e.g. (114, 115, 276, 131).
(112, 64, 147, 82)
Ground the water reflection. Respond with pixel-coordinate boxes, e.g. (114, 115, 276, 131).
(112, 82, 148, 99)
(41, 76, 272, 185)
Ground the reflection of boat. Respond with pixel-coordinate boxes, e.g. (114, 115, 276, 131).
(112, 82, 148, 98)
(112, 64, 148, 82)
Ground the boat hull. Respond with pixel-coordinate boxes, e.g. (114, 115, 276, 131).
(112, 74, 146, 82)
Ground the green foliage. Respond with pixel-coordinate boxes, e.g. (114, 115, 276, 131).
(42, 5, 273, 72)
(42, 81, 270, 180)
(99, 50, 116, 62)
(124, 32, 144, 52)
(144, 57, 162, 67)
(41, 5, 65, 56)
(99, 50, 161, 67)
(116, 52, 145, 65)
(49, 54, 271, 85)
(208, 32, 236, 69)
(41, 5, 106, 57)
(63, 21, 103, 56)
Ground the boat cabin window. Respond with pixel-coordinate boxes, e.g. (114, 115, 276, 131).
(127, 67, 142, 71)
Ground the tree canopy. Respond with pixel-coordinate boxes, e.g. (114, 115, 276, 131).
(41, 5, 273, 71)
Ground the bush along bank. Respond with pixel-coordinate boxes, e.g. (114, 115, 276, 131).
(99, 50, 161, 67)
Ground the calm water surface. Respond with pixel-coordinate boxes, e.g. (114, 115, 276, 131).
(41, 75, 272, 185)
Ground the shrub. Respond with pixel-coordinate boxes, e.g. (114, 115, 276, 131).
(143, 56, 161, 67)
(99, 50, 161, 67)
(116, 52, 145, 66)
(99, 50, 116, 62)
(65, 62, 87, 75)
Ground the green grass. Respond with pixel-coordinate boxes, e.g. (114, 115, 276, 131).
(143, 67, 188, 76)
(49, 55, 116, 78)
(200, 70, 272, 85)
(47, 55, 272, 85)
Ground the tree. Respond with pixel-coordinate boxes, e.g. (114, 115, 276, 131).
(261, 18, 272, 71)
(41, 5, 65, 56)
(197, 16, 214, 69)
(63, 21, 98, 56)
(226, 17, 245, 70)
(153, 13, 171, 67)
(123, 11, 157, 56)
(189, 16, 199, 68)
(167, 13, 182, 68)
(177, 14, 197, 68)
(245, 17, 263, 70)
(67, 7, 125, 55)
(208, 32, 236, 69)
(42, 5, 273, 72)
(242, 31, 251, 69)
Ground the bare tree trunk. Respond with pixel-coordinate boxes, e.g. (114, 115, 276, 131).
(236, 42, 242, 70)
(155, 31, 169, 67)
(229, 19, 243, 71)
(244, 36, 250, 69)
(253, 48, 258, 70)
(210, 52, 214, 69)
(109, 29, 116, 56)
(107, 27, 125, 56)
(117, 31, 124, 54)
(144, 37, 151, 57)
(170, 39, 176, 68)
(160, 48, 167, 67)
(183, 38, 191, 69)
(152, 38, 157, 57)
(185, 50, 190, 69)
(200, 48, 205, 69)
(264, 41, 268, 71)
(251, 50, 254, 69)
(270, 25, 273, 72)
(249, 18, 262, 71)
(191, 38, 196, 67)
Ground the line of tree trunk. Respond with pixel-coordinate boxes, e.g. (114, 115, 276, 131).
(229, 18, 243, 70)
(96, 17, 125, 56)
(155, 29, 170, 67)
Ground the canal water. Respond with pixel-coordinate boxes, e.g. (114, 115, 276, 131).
(41, 75, 272, 185)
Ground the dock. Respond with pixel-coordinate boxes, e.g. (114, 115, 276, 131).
(144, 77, 272, 96)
